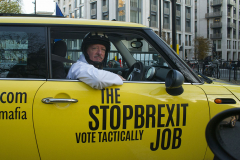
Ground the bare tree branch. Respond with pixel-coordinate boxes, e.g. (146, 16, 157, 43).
(194, 36, 212, 60)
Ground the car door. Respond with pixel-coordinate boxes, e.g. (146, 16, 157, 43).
(33, 81, 209, 160)
(0, 26, 47, 159)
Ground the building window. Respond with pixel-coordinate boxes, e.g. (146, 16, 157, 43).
(233, 29, 236, 39)
(75, 0, 78, 8)
(74, 10, 78, 18)
(130, 0, 142, 24)
(164, 1, 170, 15)
(185, 20, 191, 32)
(176, 4, 181, 17)
(195, 21, 197, 34)
(117, 0, 125, 21)
(150, 0, 158, 28)
(179, 34, 182, 45)
(176, 18, 181, 31)
(90, 2, 97, 19)
(79, 6, 84, 18)
(189, 35, 191, 46)
(102, 0, 109, 20)
(185, 7, 191, 32)
(167, 32, 170, 43)
(185, 7, 191, 19)
(218, 40, 221, 49)
(163, 16, 170, 29)
(185, 35, 188, 46)
(69, 4, 71, 13)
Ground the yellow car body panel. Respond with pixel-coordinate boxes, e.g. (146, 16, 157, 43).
(0, 17, 147, 28)
(207, 95, 240, 118)
(0, 81, 44, 160)
(198, 84, 240, 116)
(33, 81, 210, 160)
(198, 84, 232, 95)
(224, 85, 240, 101)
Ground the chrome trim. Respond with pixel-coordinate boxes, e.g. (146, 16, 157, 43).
(42, 98, 78, 104)
(0, 78, 46, 81)
(47, 79, 198, 85)
(192, 83, 204, 85)
(47, 79, 79, 82)
(123, 81, 165, 84)
(183, 83, 193, 85)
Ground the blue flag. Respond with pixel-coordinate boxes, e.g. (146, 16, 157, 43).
(56, 2, 64, 17)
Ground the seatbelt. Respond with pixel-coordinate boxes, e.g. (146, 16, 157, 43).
(52, 54, 76, 63)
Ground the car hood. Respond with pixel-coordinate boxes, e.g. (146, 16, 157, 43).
(223, 85, 240, 101)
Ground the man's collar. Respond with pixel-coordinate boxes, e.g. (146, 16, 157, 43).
(79, 54, 88, 64)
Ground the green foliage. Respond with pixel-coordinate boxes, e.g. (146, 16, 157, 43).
(194, 36, 212, 60)
(0, 1, 21, 14)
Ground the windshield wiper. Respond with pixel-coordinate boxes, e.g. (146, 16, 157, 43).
(195, 71, 213, 84)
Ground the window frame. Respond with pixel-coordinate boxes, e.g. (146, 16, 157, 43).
(47, 25, 201, 83)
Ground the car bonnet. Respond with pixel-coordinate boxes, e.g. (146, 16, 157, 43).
(224, 85, 240, 101)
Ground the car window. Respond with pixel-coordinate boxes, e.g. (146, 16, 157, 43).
(50, 28, 171, 80)
(0, 26, 47, 79)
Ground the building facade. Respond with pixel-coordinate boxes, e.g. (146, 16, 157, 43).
(196, 0, 240, 61)
(56, 0, 195, 60)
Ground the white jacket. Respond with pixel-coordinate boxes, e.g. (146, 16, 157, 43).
(66, 54, 123, 89)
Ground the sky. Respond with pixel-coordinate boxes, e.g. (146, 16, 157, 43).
(21, 0, 55, 14)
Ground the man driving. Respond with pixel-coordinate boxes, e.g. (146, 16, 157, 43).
(66, 32, 125, 89)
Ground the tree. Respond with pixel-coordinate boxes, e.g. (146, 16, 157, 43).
(0, 0, 21, 14)
(194, 36, 212, 60)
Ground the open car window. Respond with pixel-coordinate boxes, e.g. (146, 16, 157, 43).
(50, 27, 172, 81)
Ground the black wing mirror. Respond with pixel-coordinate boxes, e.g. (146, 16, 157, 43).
(165, 70, 185, 96)
(165, 70, 184, 89)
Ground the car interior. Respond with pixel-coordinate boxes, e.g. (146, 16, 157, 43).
(50, 28, 173, 82)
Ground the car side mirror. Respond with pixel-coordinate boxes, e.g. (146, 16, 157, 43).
(165, 70, 184, 89)
(206, 108, 240, 160)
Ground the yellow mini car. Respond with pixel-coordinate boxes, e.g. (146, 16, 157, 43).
(0, 15, 239, 160)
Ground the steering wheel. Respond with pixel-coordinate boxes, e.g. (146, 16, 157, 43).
(125, 61, 145, 81)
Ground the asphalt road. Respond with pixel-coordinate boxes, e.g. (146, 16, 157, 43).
(219, 121, 240, 159)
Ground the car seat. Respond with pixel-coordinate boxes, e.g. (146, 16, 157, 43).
(52, 40, 67, 79)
